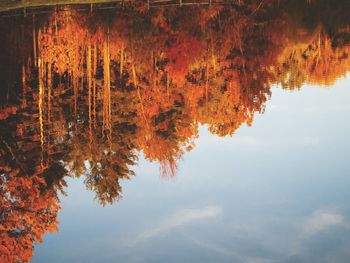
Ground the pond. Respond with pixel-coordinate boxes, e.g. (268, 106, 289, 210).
(1, 1, 350, 262)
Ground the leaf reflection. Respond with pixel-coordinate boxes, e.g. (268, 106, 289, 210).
(1, 1, 350, 262)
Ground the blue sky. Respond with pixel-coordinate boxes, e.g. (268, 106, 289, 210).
(33, 76, 350, 263)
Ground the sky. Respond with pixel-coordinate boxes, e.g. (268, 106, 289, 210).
(33, 76, 350, 263)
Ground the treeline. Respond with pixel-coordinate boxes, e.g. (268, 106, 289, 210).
(1, 2, 350, 262)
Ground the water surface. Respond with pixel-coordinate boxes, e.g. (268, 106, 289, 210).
(1, 1, 350, 262)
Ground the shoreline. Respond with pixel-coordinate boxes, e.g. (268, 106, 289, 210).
(0, 0, 131, 13)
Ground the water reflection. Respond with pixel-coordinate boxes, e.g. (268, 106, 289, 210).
(1, 0, 350, 262)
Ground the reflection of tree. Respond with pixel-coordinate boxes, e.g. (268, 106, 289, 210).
(136, 81, 197, 176)
(2, 0, 350, 198)
(2, 0, 350, 200)
(66, 85, 139, 205)
(277, 31, 350, 88)
(2, 1, 350, 261)
(0, 134, 60, 263)
(0, 169, 59, 263)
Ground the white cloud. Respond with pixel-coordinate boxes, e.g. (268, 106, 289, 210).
(133, 206, 222, 243)
(186, 236, 237, 257)
(199, 135, 265, 148)
(186, 235, 277, 263)
(303, 211, 344, 236)
(295, 137, 320, 146)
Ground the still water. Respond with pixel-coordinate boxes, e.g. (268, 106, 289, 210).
(0, 1, 350, 262)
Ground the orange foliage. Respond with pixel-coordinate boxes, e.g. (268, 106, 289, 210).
(0, 167, 60, 263)
(20, 4, 350, 176)
(2, 1, 350, 261)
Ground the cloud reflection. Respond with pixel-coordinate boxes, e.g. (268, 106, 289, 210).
(134, 206, 222, 243)
(303, 210, 345, 236)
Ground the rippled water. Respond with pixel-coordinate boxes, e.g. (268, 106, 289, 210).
(1, 1, 350, 262)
